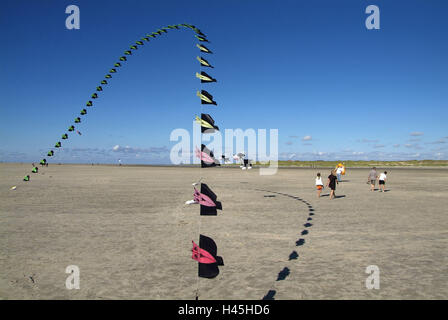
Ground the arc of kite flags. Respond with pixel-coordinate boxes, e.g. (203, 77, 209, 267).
(14, 23, 224, 296)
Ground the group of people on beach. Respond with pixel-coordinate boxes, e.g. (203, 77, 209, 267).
(315, 166, 388, 199)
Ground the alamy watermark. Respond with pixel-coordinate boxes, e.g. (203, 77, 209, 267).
(170, 123, 279, 175)
(66, 265, 80, 289)
(365, 265, 380, 289)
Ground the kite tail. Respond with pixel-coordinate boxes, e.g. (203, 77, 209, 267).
(16, 23, 207, 184)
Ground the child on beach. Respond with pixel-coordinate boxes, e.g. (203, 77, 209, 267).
(326, 170, 338, 200)
(315, 173, 324, 198)
(379, 171, 387, 192)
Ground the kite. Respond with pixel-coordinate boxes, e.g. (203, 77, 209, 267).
(196, 144, 220, 167)
(196, 90, 217, 105)
(195, 35, 208, 42)
(192, 235, 224, 279)
(68, 126, 75, 132)
(23, 175, 30, 182)
(47, 150, 54, 157)
(195, 71, 216, 83)
(196, 44, 212, 53)
(186, 183, 222, 215)
(196, 56, 213, 68)
(32, 167, 38, 173)
(195, 114, 219, 133)
(62, 134, 68, 140)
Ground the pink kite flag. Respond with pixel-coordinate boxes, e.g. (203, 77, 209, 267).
(191, 241, 217, 264)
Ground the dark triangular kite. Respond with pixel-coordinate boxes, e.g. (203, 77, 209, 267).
(196, 56, 214, 68)
(200, 144, 220, 168)
(197, 90, 217, 105)
(195, 71, 216, 83)
(192, 234, 224, 279)
(200, 183, 222, 215)
(196, 113, 219, 133)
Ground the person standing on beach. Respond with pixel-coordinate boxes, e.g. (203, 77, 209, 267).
(326, 170, 338, 199)
(379, 171, 387, 192)
(368, 167, 378, 191)
(336, 166, 343, 182)
(315, 173, 324, 198)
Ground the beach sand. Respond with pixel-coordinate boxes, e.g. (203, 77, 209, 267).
(0, 163, 447, 299)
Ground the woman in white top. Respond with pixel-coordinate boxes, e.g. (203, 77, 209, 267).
(315, 173, 324, 198)
(379, 171, 387, 192)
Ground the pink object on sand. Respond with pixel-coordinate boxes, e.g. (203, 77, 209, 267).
(191, 241, 216, 264)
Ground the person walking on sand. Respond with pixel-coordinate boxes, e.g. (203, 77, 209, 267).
(326, 169, 338, 199)
(368, 167, 378, 191)
(379, 171, 387, 192)
(315, 173, 324, 198)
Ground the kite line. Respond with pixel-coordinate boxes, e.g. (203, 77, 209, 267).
(16, 23, 225, 298)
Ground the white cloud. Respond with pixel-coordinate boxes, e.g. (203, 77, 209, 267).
(302, 135, 312, 141)
(410, 132, 424, 136)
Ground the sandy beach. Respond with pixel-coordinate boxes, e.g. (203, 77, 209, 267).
(0, 163, 447, 299)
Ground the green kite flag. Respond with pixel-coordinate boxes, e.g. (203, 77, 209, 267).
(136, 41, 144, 45)
(119, 56, 127, 61)
(23, 175, 30, 181)
(196, 71, 216, 83)
(196, 90, 217, 105)
(130, 45, 138, 50)
(86, 101, 93, 107)
(91, 93, 98, 99)
(195, 35, 208, 42)
(124, 50, 132, 55)
(32, 167, 38, 173)
(196, 44, 212, 53)
(62, 134, 68, 140)
(194, 29, 206, 37)
(110, 68, 117, 73)
(114, 63, 121, 67)
(154, 31, 162, 35)
(96, 86, 103, 91)
(141, 37, 150, 42)
(196, 56, 213, 68)
(47, 150, 54, 156)
(148, 34, 156, 38)
(101, 79, 108, 84)
(40, 159, 46, 165)
(75, 117, 81, 123)
(105, 74, 112, 79)
(195, 114, 219, 133)
(80, 109, 87, 115)
(68, 125, 75, 132)
(159, 28, 168, 33)
(55, 142, 61, 148)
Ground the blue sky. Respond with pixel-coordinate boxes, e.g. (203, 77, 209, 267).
(1, 0, 447, 164)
